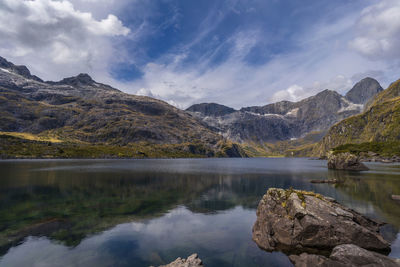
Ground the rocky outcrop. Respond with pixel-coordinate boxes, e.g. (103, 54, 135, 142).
(289, 244, 400, 267)
(310, 179, 342, 184)
(252, 188, 390, 255)
(157, 254, 203, 267)
(327, 152, 369, 171)
(345, 77, 383, 105)
(359, 152, 400, 163)
(186, 103, 236, 117)
(0, 56, 43, 82)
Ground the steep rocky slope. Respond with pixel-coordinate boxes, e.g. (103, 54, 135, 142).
(186, 103, 236, 117)
(187, 79, 381, 143)
(317, 78, 400, 156)
(0, 56, 243, 157)
(345, 77, 383, 104)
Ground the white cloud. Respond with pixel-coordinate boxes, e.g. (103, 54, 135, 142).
(0, 0, 130, 80)
(136, 88, 155, 98)
(114, 1, 392, 109)
(0, 0, 398, 110)
(350, 0, 400, 60)
(123, 25, 382, 108)
(270, 85, 306, 102)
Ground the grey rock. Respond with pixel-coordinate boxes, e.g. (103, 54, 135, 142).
(289, 244, 400, 267)
(252, 188, 390, 255)
(157, 254, 203, 267)
(49, 73, 96, 87)
(186, 103, 236, 117)
(0, 56, 43, 82)
(345, 77, 383, 105)
(310, 179, 342, 184)
(327, 152, 369, 171)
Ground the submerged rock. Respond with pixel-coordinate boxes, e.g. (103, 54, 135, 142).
(327, 152, 369, 171)
(289, 244, 400, 267)
(310, 179, 343, 184)
(252, 188, 390, 255)
(158, 254, 203, 267)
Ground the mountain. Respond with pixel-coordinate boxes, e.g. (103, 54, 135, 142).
(317, 78, 400, 156)
(0, 56, 245, 158)
(186, 103, 236, 117)
(345, 77, 383, 105)
(186, 78, 382, 143)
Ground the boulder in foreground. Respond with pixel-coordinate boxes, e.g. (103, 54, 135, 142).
(289, 244, 400, 267)
(158, 254, 203, 267)
(327, 152, 369, 171)
(252, 188, 390, 255)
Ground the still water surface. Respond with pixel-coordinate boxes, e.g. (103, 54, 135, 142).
(0, 158, 399, 266)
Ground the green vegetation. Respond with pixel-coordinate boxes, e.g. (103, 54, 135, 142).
(0, 132, 244, 159)
(282, 188, 324, 209)
(332, 141, 400, 157)
(241, 131, 325, 157)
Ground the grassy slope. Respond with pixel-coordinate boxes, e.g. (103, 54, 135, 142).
(0, 132, 245, 159)
(313, 79, 400, 156)
(241, 131, 325, 157)
(332, 141, 400, 157)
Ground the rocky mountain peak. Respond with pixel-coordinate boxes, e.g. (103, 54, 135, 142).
(186, 103, 236, 117)
(345, 77, 383, 104)
(0, 56, 43, 82)
(57, 73, 95, 86)
(0, 56, 12, 69)
(314, 89, 340, 98)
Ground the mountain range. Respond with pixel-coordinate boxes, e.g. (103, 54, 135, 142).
(0, 56, 244, 158)
(186, 77, 383, 143)
(1, 55, 397, 159)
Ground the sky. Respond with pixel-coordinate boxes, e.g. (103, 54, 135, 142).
(1, 0, 400, 109)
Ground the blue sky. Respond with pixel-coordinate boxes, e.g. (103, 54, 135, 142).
(1, 0, 400, 108)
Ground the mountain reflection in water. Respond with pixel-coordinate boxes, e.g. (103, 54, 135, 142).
(0, 158, 399, 266)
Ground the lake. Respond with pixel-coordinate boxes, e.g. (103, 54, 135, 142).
(0, 158, 399, 266)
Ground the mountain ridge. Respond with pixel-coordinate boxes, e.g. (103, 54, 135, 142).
(186, 78, 382, 144)
(0, 56, 245, 158)
(315, 78, 400, 156)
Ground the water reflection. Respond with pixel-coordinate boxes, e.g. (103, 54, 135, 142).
(0, 158, 399, 266)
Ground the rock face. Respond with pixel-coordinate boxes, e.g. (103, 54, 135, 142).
(252, 188, 390, 255)
(345, 77, 383, 105)
(289, 244, 400, 267)
(187, 79, 382, 143)
(158, 254, 203, 267)
(186, 103, 236, 117)
(327, 152, 369, 171)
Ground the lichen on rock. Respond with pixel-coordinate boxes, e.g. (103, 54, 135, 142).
(327, 151, 369, 171)
(157, 254, 203, 267)
(289, 244, 400, 267)
(252, 188, 390, 255)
